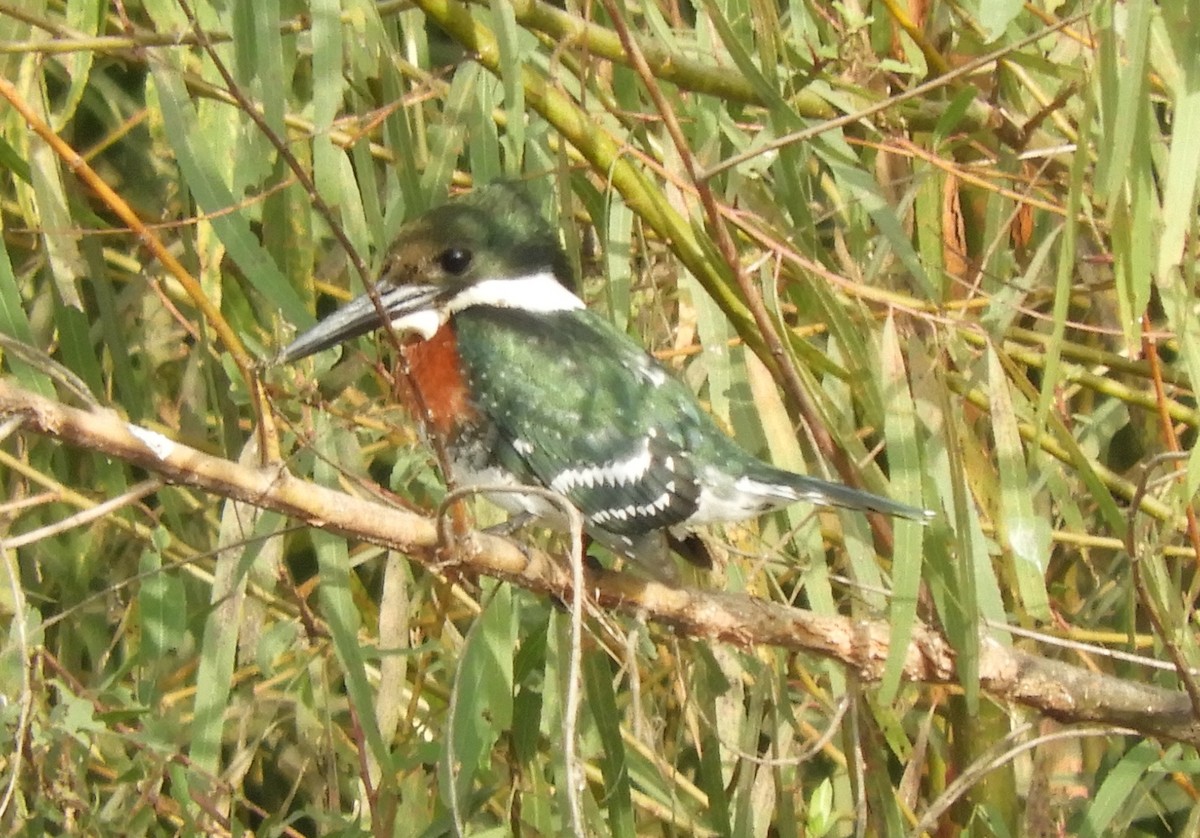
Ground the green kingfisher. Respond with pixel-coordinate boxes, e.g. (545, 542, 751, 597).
(281, 182, 930, 571)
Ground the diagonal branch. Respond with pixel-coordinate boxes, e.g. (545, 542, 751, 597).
(0, 375, 1197, 744)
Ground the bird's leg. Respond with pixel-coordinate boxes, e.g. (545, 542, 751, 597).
(480, 512, 536, 537)
(484, 515, 605, 571)
(433, 485, 488, 569)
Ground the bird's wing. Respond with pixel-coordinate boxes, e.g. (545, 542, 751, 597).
(453, 306, 704, 536)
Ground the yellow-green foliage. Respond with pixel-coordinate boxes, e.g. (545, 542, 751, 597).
(1, 1, 1197, 836)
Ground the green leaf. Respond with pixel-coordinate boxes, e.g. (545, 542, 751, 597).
(0, 233, 52, 396)
(190, 486, 287, 779)
(149, 67, 309, 327)
(440, 584, 515, 819)
(805, 777, 835, 837)
(1080, 740, 1160, 838)
(490, 0, 526, 171)
(312, 416, 392, 776)
(988, 347, 1051, 621)
(975, 0, 1023, 42)
(878, 314, 924, 702)
(1096, 0, 1153, 212)
(603, 192, 634, 332)
(582, 651, 635, 838)
(137, 538, 186, 663)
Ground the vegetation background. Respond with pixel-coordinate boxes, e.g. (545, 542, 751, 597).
(2, 0, 1199, 835)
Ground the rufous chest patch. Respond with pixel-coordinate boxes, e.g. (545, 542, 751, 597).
(401, 323, 476, 439)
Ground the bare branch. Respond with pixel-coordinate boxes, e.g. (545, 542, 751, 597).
(1, 376, 1196, 744)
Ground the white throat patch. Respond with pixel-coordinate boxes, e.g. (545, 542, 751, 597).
(387, 308, 443, 340)
(448, 271, 586, 315)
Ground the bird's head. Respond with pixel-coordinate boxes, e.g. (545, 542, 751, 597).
(280, 182, 578, 362)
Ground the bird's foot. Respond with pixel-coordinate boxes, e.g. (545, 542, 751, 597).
(481, 513, 535, 538)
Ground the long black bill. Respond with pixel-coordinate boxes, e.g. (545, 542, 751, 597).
(279, 285, 440, 363)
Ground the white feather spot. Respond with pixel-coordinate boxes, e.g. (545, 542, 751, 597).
(550, 438, 653, 494)
(635, 354, 668, 386)
(591, 491, 676, 527)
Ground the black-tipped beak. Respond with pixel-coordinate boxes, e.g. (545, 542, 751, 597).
(279, 284, 441, 363)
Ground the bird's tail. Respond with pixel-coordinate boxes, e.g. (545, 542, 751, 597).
(754, 467, 933, 523)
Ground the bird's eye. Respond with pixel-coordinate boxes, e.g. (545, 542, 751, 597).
(438, 247, 473, 275)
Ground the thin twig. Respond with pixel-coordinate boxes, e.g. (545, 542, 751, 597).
(1141, 311, 1200, 604)
(3, 478, 162, 548)
(1126, 452, 1200, 718)
(910, 725, 1131, 837)
(701, 6, 1095, 180)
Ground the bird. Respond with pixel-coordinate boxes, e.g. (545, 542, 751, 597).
(281, 182, 931, 574)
